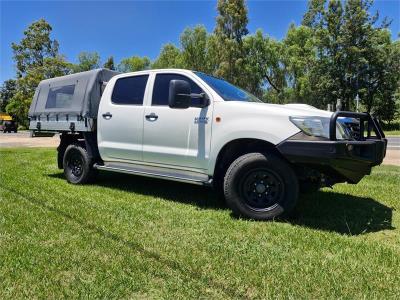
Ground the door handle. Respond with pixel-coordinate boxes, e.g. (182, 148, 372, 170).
(102, 112, 112, 120)
(145, 113, 158, 121)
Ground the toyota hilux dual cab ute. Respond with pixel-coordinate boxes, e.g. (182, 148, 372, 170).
(29, 68, 387, 220)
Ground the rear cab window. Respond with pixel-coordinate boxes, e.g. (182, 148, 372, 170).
(112, 75, 149, 105)
(152, 73, 204, 107)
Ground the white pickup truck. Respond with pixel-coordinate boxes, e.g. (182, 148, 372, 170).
(29, 68, 387, 220)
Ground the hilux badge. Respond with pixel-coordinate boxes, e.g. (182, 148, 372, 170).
(194, 117, 209, 124)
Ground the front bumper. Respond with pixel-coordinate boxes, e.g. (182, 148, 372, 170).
(278, 139, 387, 183)
(277, 111, 387, 184)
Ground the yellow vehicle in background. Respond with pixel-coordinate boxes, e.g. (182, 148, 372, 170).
(0, 113, 18, 133)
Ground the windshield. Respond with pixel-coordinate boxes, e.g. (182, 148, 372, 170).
(194, 72, 261, 102)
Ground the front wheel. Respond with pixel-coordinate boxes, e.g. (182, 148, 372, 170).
(63, 144, 96, 184)
(223, 153, 299, 220)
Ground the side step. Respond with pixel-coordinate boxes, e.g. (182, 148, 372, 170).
(94, 162, 212, 186)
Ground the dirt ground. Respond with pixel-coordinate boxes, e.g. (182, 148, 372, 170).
(383, 149, 400, 166)
(0, 131, 399, 166)
(0, 132, 59, 148)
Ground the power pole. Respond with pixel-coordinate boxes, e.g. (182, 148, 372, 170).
(355, 93, 360, 112)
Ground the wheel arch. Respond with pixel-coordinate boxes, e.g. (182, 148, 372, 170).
(57, 132, 100, 169)
(211, 138, 285, 181)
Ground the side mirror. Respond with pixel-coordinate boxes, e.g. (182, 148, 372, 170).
(198, 93, 210, 107)
(169, 80, 191, 109)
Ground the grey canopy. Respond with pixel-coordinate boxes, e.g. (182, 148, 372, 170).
(29, 68, 120, 119)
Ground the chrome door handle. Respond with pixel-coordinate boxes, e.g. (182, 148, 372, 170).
(145, 113, 158, 121)
(102, 112, 112, 120)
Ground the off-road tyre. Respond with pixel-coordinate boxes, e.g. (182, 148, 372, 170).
(63, 144, 96, 184)
(223, 152, 299, 220)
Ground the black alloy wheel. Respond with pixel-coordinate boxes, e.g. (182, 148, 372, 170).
(63, 144, 96, 184)
(68, 151, 84, 178)
(223, 152, 299, 220)
(239, 168, 284, 212)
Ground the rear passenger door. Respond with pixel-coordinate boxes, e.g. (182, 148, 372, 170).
(98, 75, 149, 162)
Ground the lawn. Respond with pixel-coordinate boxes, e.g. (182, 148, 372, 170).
(1, 148, 399, 299)
(385, 130, 400, 136)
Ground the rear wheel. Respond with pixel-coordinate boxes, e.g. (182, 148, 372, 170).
(223, 152, 298, 220)
(63, 144, 96, 184)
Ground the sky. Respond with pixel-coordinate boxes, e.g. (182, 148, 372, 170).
(1, 0, 399, 84)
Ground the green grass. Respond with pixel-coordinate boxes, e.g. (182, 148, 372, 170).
(1, 148, 399, 299)
(382, 119, 400, 136)
(385, 130, 400, 136)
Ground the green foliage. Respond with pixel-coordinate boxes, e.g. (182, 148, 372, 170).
(7, 19, 69, 126)
(180, 25, 212, 73)
(242, 30, 285, 98)
(0, 79, 17, 112)
(213, 0, 249, 86)
(11, 19, 59, 77)
(152, 44, 183, 69)
(6, 56, 71, 126)
(72, 51, 100, 72)
(215, 0, 249, 40)
(381, 117, 400, 133)
(299, 0, 399, 119)
(282, 24, 315, 104)
(372, 39, 400, 121)
(118, 56, 151, 72)
(103, 56, 115, 70)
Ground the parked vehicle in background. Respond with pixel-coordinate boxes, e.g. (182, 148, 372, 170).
(28, 69, 387, 220)
(0, 113, 17, 133)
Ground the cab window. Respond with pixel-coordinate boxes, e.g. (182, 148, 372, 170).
(152, 74, 203, 107)
(112, 75, 149, 105)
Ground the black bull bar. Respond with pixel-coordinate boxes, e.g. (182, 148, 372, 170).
(278, 111, 388, 184)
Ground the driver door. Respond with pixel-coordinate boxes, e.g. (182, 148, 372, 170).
(142, 73, 213, 170)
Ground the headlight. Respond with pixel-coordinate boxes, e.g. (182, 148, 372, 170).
(290, 116, 349, 140)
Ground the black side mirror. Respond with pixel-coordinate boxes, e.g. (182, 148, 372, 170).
(169, 80, 191, 109)
(198, 93, 210, 107)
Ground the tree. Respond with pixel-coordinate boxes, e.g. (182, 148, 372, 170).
(372, 38, 400, 121)
(152, 44, 183, 69)
(117, 56, 151, 72)
(282, 24, 316, 104)
(0, 79, 17, 112)
(72, 51, 100, 72)
(6, 56, 71, 125)
(180, 25, 211, 72)
(12, 19, 59, 77)
(302, 0, 326, 27)
(7, 19, 70, 126)
(242, 30, 285, 98)
(305, 0, 347, 109)
(300, 0, 397, 119)
(103, 56, 115, 70)
(241, 31, 268, 96)
(213, 0, 249, 86)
